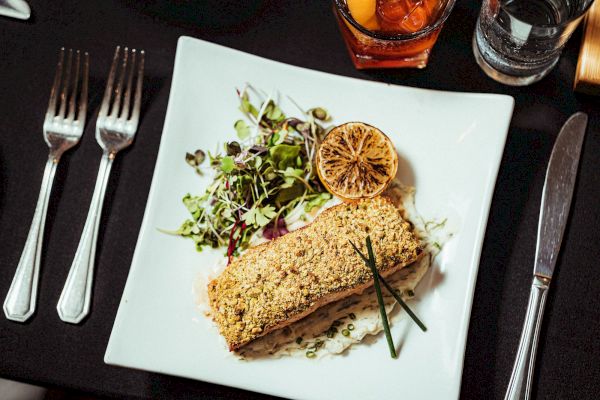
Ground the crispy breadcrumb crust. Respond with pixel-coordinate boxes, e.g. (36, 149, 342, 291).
(208, 196, 422, 351)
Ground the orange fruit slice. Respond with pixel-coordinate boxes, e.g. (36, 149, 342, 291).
(316, 122, 398, 200)
(347, 0, 380, 30)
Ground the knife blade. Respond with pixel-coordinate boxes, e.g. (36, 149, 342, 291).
(0, 0, 31, 20)
(534, 111, 587, 280)
(504, 111, 588, 400)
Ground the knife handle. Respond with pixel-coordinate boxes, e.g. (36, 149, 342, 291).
(504, 275, 550, 400)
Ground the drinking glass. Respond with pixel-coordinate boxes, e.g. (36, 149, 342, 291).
(334, 0, 457, 69)
(473, 0, 596, 86)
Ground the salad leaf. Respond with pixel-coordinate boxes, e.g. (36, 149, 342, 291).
(305, 192, 332, 212)
(234, 120, 250, 140)
(220, 156, 235, 173)
(266, 102, 284, 121)
(239, 91, 259, 117)
(269, 144, 301, 170)
(281, 167, 304, 188)
(226, 142, 242, 156)
(263, 218, 289, 240)
(276, 182, 305, 204)
(242, 205, 277, 228)
(309, 107, 331, 121)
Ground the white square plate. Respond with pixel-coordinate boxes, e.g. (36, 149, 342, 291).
(105, 36, 514, 400)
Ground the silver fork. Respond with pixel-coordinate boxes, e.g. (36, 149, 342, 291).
(3, 48, 89, 322)
(57, 46, 144, 324)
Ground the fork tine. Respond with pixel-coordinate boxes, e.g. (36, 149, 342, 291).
(110, 47, 129, 118)
(47, 48, 65, 117)
(77, 52, 89, 123)
(120, 49, 136, 121)
(130, 50, 144, 124)
(66, 51, 81, 121)
(58, 49, 73, 119)
(99, 46, 121, 117)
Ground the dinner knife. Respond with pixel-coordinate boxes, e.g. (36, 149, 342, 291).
(504, 112, 588, 400)
(0, 0, 30, 20)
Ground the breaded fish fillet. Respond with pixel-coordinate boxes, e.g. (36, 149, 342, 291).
(208, 196, 422, 351)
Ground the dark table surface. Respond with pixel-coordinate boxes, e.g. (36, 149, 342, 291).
(1, 1, 599, 399)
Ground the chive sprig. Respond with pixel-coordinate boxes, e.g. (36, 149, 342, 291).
(350, 236, 427, 358)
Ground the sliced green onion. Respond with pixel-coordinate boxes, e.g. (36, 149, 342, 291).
(348, 324, 355, 331)
(342, 329, 350, 336)
(306, 351, 316, 358)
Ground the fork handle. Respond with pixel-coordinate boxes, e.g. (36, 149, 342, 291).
(57, 152, 113, 324)
(504, 276, 550, 400)
(4, 157, 58, 322)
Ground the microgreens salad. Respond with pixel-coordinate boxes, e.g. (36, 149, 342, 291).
(174, 86, 333, 262)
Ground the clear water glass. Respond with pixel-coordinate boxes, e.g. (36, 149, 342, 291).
(473, 0, 596, 86)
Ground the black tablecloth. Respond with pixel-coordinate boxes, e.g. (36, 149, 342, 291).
(1, 1, 599, 399)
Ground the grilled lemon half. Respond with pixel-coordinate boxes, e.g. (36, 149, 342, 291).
(316, 122, 398, 200)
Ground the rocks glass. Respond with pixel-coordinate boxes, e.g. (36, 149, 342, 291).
(334, 0, 457, 69)
(473, 0, 596, 86)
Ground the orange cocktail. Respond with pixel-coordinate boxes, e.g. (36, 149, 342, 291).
(334, 0, 456, 69)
